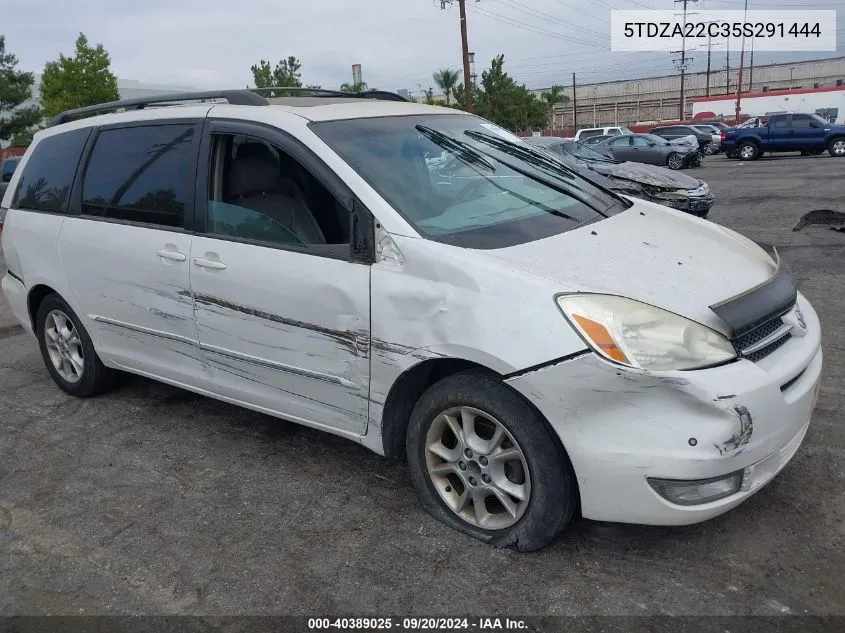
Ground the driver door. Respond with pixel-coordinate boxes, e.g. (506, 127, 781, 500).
(631, 135, 662, 165)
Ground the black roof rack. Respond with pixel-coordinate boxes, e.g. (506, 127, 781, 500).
(250, 87, 409, 102)
(48, 90, 269, 127)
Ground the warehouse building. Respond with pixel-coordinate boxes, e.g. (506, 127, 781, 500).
(541, 55, 845, 132)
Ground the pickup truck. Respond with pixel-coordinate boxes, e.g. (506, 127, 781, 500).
(721, 113, 845, 160)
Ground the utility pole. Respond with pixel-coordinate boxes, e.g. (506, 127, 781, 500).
(672, 0, 697, 121)
(725, 38, 730, 95)
(705, 33, 712, 97)
(748, 38, 754, 92)
(572, 72, 577, 130)
(440, 1, 475, 112)
(734, 0, 748, 125)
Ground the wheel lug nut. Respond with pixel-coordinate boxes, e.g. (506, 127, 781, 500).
(479, 456, 488, 466)
(482, 474, 491, 483)
(464, 448, 473, 458)
(458, 462, 466, 471)
(468, 477, 476, 486)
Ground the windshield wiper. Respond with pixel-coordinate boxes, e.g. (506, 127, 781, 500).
(462, 130, 614, 217)
(464, 129, 579, 179)
(415, 125, 496, 172)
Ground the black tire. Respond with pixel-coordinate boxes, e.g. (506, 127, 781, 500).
(738, 141, 760, 161)
(828, 137, 845, 158)
(406, 370, 577, 552)
(36, 293, 116, 397)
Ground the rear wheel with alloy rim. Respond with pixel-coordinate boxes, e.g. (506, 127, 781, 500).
(37, 293, 116, 397)
(406, 370, 577, 551)
(739, 142, 759, 160)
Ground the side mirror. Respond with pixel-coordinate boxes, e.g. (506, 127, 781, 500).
(648, 142, 656, 147)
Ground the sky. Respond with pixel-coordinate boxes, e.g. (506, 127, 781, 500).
(2, 0, 843, 98)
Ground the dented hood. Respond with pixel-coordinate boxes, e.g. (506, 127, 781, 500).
(481, 202, 776, 333)
(587, 161, 702, 190)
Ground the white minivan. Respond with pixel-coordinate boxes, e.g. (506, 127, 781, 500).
(0, 90, 822, 551)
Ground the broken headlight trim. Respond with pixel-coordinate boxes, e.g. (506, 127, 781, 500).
(556, 294, 737, 371)
(648, 471, 743, 506)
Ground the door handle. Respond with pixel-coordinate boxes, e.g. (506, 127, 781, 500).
(156, 249, 186, 262)
(193, 257, 227, 270)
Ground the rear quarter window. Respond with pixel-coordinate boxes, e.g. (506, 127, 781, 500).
(11, 128, 90, 213)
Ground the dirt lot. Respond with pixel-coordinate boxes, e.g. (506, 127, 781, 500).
(1, 153, 843, 617)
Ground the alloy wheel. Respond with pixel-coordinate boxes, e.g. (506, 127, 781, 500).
(44, 309, 84, 383)
(832, 140, 845, 157)
(424, 406, 531, 530)
(740, 145, 756, 160)
(668, 154, 683, 169)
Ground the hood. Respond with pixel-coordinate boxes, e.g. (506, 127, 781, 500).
(480, 201, 776, 334)
(586, 161, 702, 189)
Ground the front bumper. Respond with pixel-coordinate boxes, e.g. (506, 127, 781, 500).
(505, 293, 822, 526)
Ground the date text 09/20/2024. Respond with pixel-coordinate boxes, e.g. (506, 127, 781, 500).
(307, 617, 528, 630)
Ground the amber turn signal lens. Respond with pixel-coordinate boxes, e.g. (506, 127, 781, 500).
(572, 314, 629, 363)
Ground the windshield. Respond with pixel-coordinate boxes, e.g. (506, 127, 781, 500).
(311, 114, 626, 249)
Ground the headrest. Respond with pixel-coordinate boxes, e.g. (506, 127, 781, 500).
(229, 143, 279, 197)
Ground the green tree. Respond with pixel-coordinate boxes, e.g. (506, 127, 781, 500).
(340, 80, 368, 93)
(0, 35, 41, 144)
(433, 68, 461, 105)
(39, 33, 119, 120)
(250, 57, 303, 90)
(458, 55, 547, 131)
(541, 85, 569, 129)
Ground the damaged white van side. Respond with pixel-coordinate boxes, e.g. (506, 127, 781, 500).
(0, 91, 822, 551)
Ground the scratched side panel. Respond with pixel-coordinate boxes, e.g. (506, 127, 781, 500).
(58, 218, 207, 385)
(189, 236, 370, 435)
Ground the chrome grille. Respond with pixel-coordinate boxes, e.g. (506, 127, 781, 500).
(733, 316, 793, 363)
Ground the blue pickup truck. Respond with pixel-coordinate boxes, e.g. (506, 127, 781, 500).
(722, 113, 845, 160)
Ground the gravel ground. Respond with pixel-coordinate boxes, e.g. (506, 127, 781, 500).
(0, 153, 843, 617)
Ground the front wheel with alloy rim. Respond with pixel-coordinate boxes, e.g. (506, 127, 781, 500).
(666, 153, 684, 170)
(406, 370, 577, 551)
(738, 142, 760, 161)
(37, 293, 116, 397)
(829, 138, 845, 157)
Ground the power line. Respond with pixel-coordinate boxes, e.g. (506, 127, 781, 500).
(466, 3, 608, 48)
(490, 0, 608, 39)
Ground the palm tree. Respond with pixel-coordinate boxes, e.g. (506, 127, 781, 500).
(433, 69, 461, 105)
(541, 85, 569, 130)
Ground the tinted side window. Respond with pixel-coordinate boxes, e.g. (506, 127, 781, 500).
(82, 124, 194, 228)
(773, 117, 790, 128)
(11, 129, 89, 213)
(651, 128, 665, 135)
(790, 115, 813, 128)
(579, 129, 602, 138)
(2, 159, 20, 182)
(610, 136, 630, 148)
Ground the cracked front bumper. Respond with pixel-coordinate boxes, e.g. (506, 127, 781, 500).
(505, 293, 822, 526)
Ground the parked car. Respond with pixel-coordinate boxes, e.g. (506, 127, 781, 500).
(691, 125, 722, 154)
(573, 126, 632, 141)
(579, 134, 613, 146)
(1, 90, 822, 551)
(0, 157, 21, 205)
(696, 121, 732, 132)
(721, 113, 845, 160)
(593, 133, 701, 169)
(650, 125, 714, 154)
(526, 138, 714, 217)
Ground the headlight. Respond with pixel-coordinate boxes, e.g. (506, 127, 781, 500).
(556, 294, 737, 371)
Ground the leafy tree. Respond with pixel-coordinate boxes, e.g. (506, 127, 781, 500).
(0, 35, 41, 144)
(340, 80, 368, 93)
(250, 57, 303, 90)
(452, 55, 547, 131)
(541, 85, 569, 129)
(433, 68, 461, 105)
(39, 33, 119, 120)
